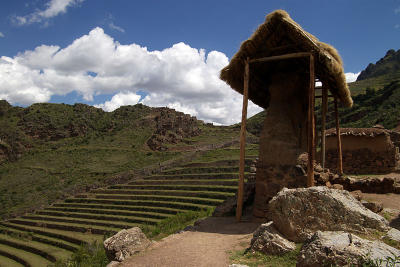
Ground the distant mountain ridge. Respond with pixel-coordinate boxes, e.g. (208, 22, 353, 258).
(357, 49, 400, 81)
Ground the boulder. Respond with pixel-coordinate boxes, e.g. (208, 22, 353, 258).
(250, 222, 296, 255)
(386, 227, 400, 242)
(103, 227, 150, 262)
(297, 231, 400, 267)
(361, 200, 383, 213)
(106, 261, 120, 267)
(268, 187, 389, 242)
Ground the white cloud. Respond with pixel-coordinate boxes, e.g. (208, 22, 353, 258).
(12, 0, 85, 25)
(94, 92, 141, 112)
(345, 72, 360, 83)
(0, 27, 262, 125)
(395, 6, 400, 14)
(109, 22, 125, 33)
(0, 32, 4, 38)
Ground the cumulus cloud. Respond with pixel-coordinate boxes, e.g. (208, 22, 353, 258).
(12, 0, 85, 25)
(0, 27, 262, 124)
(345, 72, 360, 83)
(94, 92, 141, 112)
(0, 32, 4, 38)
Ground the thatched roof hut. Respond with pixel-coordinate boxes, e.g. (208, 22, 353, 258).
(220, 10, 353, 109)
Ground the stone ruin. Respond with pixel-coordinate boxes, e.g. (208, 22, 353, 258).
(220, 10, 353, 218)
(325, 127, 400, 174)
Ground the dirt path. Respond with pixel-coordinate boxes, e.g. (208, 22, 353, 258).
(117, 192, 399, 267)
(119, 217, 261, 267)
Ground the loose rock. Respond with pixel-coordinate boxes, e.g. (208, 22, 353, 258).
(250, 221, 296, 255)
(361, 200, 383, 213)
(386, 227, 400, 242)
(268, 187, 389, 242)
(103, 227, 150, 262)
(297, 231, 400, 267)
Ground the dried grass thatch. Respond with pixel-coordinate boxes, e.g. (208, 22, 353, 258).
(220, 10, 353, 109)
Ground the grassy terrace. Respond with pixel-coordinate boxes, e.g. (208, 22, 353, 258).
(0, 150, 257, 266)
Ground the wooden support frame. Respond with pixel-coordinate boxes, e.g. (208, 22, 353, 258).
(321, 86, 328, 170)
(236, 58, 249, 222)
(236, 52, 318, 221)
(334, 97, 343, 175)
(307, 54, 315, 187)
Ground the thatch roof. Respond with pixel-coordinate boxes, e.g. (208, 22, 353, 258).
(220, 10, 353, 109)
(326, 128, 388, 137)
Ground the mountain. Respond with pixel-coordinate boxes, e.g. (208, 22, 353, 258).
(0, 102, 247, 218)
(357, 49, 400, 81)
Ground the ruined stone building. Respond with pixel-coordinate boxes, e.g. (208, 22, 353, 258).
(326, 127, 400, 174)
(220, 10, 353, 218)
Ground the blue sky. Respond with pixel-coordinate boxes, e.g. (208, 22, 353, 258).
(1, 0, 400, 124)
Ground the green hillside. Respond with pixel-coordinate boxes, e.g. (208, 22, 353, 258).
(0, 102, 255, 219)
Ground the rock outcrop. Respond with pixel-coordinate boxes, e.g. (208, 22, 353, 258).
(103, 227, 150, 262)
(267, 187, 389, 242)
(146, 108, 201, 151)
(297, 231, 400, 267)
(250, 222, 296, 255)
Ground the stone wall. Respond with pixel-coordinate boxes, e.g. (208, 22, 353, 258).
(253, 73, 309, 218)
(326, 134, 399, 174)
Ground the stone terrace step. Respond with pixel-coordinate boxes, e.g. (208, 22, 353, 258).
(181, 159, 255, 168)
(51, 203, 184, 215)
(39, 208, 170, 220)
(0, 243, 50, 267)
(0, 222, 102, 245)
(0, 233, 71, 263)
(7, 219, 119, 236)
(90, 194, 224, 206)
(0, 227, 78, 252)
(109, 184, 237, 193)
(161, 166, 249, 175)
(0, 252, 24, 267)
(64, 198, 214, 211)
(140, 173, 242, 180)
(21, 214, 155, 229)
(90, 189, 234, 200)
(128, 179, 239, 186)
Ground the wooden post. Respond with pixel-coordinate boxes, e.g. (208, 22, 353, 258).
(307, 54, 315, 187)
(321, 86, 328, 171)
(334, 97, 343, 175)
(236, 58, 249, 222)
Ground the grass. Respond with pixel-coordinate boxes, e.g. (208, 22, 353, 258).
(142, 207, 214, 239)
(0, 254, 23, 267)
(49, 241, 108, 267)
(229, 244, 302, 267)
(0, 243, 51, 267)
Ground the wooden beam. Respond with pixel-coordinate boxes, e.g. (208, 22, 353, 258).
(236, 58, 249, 222)
(315, 95, 333, 98)
(321, 87, 328, 171)
(307, 54, 315, 187)
(249, 52, 311, 64)
(334, 98, 343, 175)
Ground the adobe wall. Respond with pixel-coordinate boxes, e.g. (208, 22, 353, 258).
(325, 134, 400, 174)
(253, 73, 308, 218)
